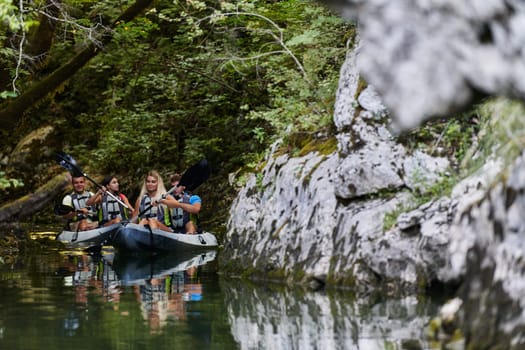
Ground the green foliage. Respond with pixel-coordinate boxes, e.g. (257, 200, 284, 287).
(0, 171, 24, 190)
(1, 0, 354, 232)
(462, 98, 525, 174)
(400, 112, 481, 167)
(382, 209, 400, 232)
(0, 90, 17, 99)
(114, 19, 159, 43)
(0, 0, 38, 31)
(382, 175, 457, 231)
(190, 0, 353, 147)
(382, 108, 482, 231)
(0, 0, 38, 97)
(63, 0, 352, 175)
(381, 97, 519, 232)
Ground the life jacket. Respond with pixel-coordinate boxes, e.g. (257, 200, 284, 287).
(139, 194, 172, 226)
(70, 192, 96, 222)
(171, 193, 200, 231)
(98, 192, 129, 224)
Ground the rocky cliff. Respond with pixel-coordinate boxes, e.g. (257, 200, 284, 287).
(223, 1, 525, 348)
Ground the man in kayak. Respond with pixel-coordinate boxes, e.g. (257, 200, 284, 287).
(61, 175, 98, 231)
(160, 173, 202, 234)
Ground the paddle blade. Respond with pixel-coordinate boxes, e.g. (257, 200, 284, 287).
(54, 203, 74, 215)
(180, 159, 211, 191)
(55, 151, 83, 177)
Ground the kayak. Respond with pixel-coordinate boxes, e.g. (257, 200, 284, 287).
(110, 250, 217, 286)
(109, 222, 219, 253)
(56, 223, 121, 247)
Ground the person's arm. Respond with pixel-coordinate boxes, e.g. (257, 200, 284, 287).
(133, 197, 141, 222)
(86, 188, 104, 206)
(122, 194, 135, 217)
(161, 195, 201, 214)
(61, 195, 77, 220)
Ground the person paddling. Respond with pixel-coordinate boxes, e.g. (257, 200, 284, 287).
(134, 170, 173, 232)
(160, 173, 202, 234)
(61, 175, 98, 231)
(89, 175, 135, 227)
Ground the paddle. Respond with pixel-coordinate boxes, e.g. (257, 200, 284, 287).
(54, 203, 75, 216)
(53, 203, 82, 241)
(55, 151, 130, 209)
(134, 159, 211, 220)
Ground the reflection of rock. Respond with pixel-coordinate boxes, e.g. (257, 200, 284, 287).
(222, 280, 439, 349)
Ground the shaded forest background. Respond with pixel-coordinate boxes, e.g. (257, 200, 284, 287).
(0, 0, 353, 238)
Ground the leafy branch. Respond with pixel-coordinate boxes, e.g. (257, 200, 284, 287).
(199, 10, 308, 81)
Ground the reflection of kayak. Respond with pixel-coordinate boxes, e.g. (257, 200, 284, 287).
(56, 223, 121, 247)
(111, 250, 217, 286)
(110, 222, 218, 253)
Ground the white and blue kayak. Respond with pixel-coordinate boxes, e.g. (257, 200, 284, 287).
(56, 223, 121, 247)
(110, 222, 218, 253)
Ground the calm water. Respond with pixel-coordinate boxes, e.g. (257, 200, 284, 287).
(0, 232, 444, 350)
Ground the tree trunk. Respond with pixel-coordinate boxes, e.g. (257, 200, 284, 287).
(0, 172, 71, 222)
(0, 0, 154, 128)
(25, 0, 61, 72)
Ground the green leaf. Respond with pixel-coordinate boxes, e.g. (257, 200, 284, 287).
(286, 30, 321, 47)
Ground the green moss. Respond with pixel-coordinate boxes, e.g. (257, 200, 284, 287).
(351, 76, 368, 120)
(240, 266, 258, 279)
(298, 136, 337, 157)
(382, 210, 401, 231)
(277, 133, 338, 158)
(301, 157, 325, 187)
(416, 266, 427, 291)
(382, 174, 457, 232)
(326, 268, 357, 288)
(271, 218, 290, 239)
(354, 76, 368, 100)
(293, 268, 306, 282)
(255, 172, 264, 193)
(267, 268, 287, 280)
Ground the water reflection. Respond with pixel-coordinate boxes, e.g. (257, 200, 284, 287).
(0, 247, 231, 350)
(59, 253, 121, 305)
(59, 250, 218, 335)
(222, 280, 440, 350)
(0, 244, 443, 350)
(110, 251, 217, 334)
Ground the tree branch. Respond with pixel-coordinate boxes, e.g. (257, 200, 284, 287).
(0, 0, 155, 129)
(0, 172, 71, 222)
(201, 11, 308, 80)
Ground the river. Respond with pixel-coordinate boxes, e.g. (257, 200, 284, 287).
(0, 229, 445, 349)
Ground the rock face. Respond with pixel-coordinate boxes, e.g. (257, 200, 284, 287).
(443, 153, 525, 349)
(222, 48, 455, 295)
(224, 2, 525, 347)
(323, 0, 525, 130)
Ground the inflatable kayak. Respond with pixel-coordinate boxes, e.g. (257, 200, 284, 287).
(56, 223, 121, 247)
(110, 222, 218, 253)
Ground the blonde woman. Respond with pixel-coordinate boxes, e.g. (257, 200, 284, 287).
(134, 170, 173, 232)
